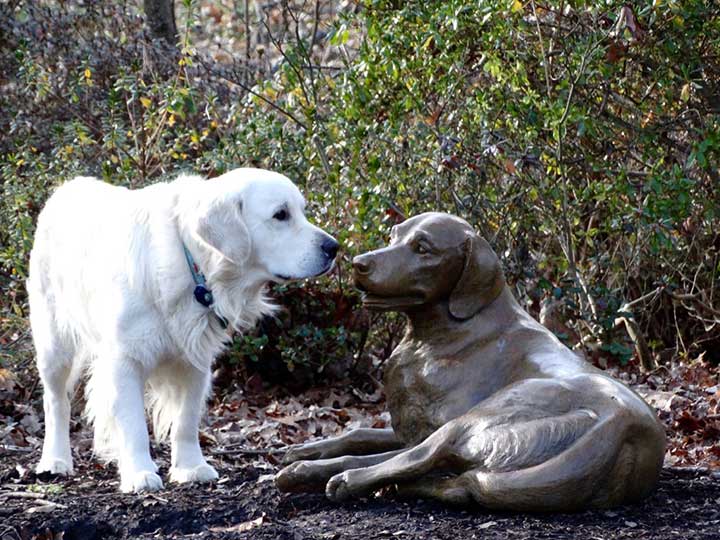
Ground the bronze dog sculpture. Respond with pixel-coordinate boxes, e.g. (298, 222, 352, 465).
(276, 213, 665, 511)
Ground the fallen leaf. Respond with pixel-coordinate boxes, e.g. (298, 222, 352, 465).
(211, 515, 265, 533)
(680, 83, 691, 102)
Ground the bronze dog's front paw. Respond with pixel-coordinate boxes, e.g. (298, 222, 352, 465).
(275, 461, 305, 492)
(282, 444, 323, 465)
(325, 471, 354, 502)
(275, 461, 326, 492)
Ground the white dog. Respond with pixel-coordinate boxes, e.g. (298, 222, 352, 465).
(27, 168, 338, 492)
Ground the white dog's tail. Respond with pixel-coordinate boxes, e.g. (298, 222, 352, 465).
(84, 362, 120, 462)
(146, 362, 212, 444)
(146, 377, 180, 443)
(85, 356, 211, 460)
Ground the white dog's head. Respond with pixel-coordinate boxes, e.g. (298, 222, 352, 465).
(185, 168, 338, 283)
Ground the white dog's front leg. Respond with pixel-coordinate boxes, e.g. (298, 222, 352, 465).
(94, 360, 163, 493)
(37, 363, 74, 475)
(168, 368, 218, 484)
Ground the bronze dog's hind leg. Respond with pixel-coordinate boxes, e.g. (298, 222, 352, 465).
(344, 412, 659, 511)
(326, 423, 462, 502)
(394, 475, 475, 505)
(464, 413, 663, 511)
(276, 449, 405, 493)
(323, 409, 596, 502)
(282, 428, 403, 465)
(325, 410, 657, 509)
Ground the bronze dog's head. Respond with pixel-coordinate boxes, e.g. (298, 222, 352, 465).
(352, 212, 505, 320)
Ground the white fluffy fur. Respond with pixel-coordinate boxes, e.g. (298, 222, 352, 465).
(28, 168, 336, 492)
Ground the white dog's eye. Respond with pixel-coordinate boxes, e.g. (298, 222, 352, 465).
(273, 209, 289, 221)
(416, 243, 428, 254)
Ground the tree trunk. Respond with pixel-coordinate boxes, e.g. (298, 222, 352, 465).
(144, 0, 178, 45)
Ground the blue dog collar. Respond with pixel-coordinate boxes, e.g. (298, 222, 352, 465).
(182, 244, 229, 330)
(182, 244, 214, 308)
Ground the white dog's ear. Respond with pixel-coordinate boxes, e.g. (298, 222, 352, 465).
(448, 234, 505, 320)
(194, 197, 251, 264)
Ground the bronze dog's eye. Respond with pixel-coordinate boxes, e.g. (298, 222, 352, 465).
(273, 209, 289, 221)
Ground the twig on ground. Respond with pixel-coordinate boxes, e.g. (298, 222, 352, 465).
(615, 312, 656, 372)
(211, 446, 281, 456)
(0, 445, 34, 453)
(147, 493, 169, 503)
(0, 491, 47, 499)
(24, 499, 69, 513)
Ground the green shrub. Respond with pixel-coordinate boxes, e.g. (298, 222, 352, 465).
(2, 0, 718, 377)
(326, 0, 720, 363)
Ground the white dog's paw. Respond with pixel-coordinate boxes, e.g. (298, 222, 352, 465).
(36, 457, 74, 476)
(120, 470, 164, 493)
(170, 463, 219, 484)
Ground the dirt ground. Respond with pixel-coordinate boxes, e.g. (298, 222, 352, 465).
(2, 356, 719, 540)
(3, 445, 720, 540)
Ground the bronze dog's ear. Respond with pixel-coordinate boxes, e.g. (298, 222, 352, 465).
(448, 234, 504, 319)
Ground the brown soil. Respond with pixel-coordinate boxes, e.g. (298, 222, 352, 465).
(3, 446, 720, 540)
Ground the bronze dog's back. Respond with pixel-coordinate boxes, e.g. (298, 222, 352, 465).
(278, 213, 665, 511)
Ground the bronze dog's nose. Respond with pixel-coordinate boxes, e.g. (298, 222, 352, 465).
(352, 255, 373, 275)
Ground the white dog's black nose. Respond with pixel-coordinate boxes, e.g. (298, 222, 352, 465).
(322, 238, 339, 260)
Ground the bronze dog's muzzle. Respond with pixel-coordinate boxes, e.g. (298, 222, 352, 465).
(352, 249, 425, 311)
(351, 253, 373, 282)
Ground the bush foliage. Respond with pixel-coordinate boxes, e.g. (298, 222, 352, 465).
(1, 0, 718, 377)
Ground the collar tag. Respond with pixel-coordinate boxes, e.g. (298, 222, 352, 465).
(193, 285, 214, 307)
